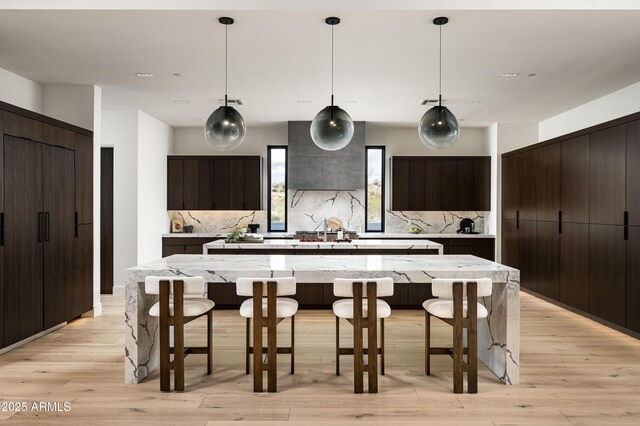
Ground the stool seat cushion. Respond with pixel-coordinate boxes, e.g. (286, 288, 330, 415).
(422, 298, 488, 319)
(239, 297, 298, 318)
(149, 298, 214, 317)
(332, 298, 391, 319)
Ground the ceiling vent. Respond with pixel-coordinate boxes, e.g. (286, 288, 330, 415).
(420, 99, 445, 105)
(218, 98, 244, 106)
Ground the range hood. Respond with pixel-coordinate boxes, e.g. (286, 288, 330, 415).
(287, 121, 365, 190)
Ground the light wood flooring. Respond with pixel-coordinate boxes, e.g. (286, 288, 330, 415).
(1, 293, 639, 425)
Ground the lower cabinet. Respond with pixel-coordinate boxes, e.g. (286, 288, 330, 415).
(162, 237, 223, 257)
(627, 226, 640, 333)
(536, 221, 560, 301)
(589, 224, 626, 327)
(501, 219, 518, 268)
(429, 237, 495, 261)
(518, 220, 537, 292)
(73, 224, 94, 318)
(560, 223, 589, 312)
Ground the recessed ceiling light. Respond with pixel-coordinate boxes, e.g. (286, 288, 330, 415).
(135, 72, 154, 77)
(465, 100, 480, 104)
(528, 73, 537, 77)
(173, 100, 189, 104)
(173, 73, 182, 77)
(500, 73, 519, 77)
(296, 100, 312, 104)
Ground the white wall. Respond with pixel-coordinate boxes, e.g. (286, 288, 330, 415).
(539, 81, 640, 141)
(42, 84, 96, 130)
(91, 86, 102, 315)
(137, 111, 174, 264)
(0, 67, 42, 113)
(101, 109, 138, 294)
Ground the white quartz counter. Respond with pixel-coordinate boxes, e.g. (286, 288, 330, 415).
(204, 238, 443, 253)
(162, 232, 293, 239)
(124, 254, 519, 386)
(357, 233, 495, 239)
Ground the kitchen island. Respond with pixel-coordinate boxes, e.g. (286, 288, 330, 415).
(124, 254, 519, 386)
(204, 238, 444, 255)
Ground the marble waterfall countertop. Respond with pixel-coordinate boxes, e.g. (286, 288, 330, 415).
(357, 233, 496, 239)
(124, 254, 519, 386)
(204, 238, 444, 253)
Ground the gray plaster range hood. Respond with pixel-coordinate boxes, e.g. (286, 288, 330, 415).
(288, 121, 365, 190)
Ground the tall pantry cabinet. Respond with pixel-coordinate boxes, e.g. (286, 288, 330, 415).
(0, 102, 94, 349)
(501, 112, 640, 334)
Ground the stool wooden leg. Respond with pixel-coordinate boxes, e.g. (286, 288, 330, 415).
(159, 315, 170, 392)
(335, 316, 340, 376)
(252, 297, 263, 392)
(353, 286, 364, 394)
(207, 310, 213, 375)
(245, 318, 250, 375)
(174, 322, 185, 392)
(267, 287, 278, 393)
(367, 283, 378, 394)
(290, 315, 295, 375)
(380, 318, 385, 376)
(468, 287, 479, 394)
(425, 311, 431, 376)
(453, 285, 464, 394)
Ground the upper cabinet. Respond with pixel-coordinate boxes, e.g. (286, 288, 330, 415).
(627, 120, 640, 226)
(535, 143, 561, 222)
(561, 135, 590, 223)
(167, 156, 262, 211)
(391, 156, 491, 211)
(589, 124, 626, 226)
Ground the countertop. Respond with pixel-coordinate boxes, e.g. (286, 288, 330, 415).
(163, 232, 495, 239)
(205, 238, 444, 251)
(162, 232, 293, 239)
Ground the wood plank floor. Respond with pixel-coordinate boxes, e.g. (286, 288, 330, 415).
(1, 292, 639, 425)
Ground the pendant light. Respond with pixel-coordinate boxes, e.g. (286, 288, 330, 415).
(310, 17, 354, 151)
(418, 17, 459, 150)
(205, 17, 246, 150)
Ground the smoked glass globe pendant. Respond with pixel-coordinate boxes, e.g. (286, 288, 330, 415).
(205, 17, 246, 150)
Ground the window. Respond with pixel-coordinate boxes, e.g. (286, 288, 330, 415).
(365, 146, 385, 232)
(268, 146, 287, 232)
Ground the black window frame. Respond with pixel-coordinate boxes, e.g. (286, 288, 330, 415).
(267, 145, 288, 232)
(365, 145, 385, 233)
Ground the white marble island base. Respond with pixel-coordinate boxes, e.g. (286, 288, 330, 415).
(124, 254, 519, 386)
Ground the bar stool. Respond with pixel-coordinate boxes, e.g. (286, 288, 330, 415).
(423, 278, 492, 394)
(144, 276, 214, 392)
(236, 277, 297, 393)
(332, 277, 394, 394)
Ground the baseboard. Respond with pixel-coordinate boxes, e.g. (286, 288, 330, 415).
(112, 285, 125, 296)
(0, 323, 66, 355)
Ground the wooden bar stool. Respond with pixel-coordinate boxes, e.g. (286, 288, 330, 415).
(423, 278, 492, 394)
(144, 276, 214, 392)
(236, 277, 297, 393)
(332, 277, 394, 394)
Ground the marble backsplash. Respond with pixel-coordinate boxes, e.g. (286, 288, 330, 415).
(169, 210, 267, 233)
(288, 190, 366, 232)
(385, 210, 485, 234)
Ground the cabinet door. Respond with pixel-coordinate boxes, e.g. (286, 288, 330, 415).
(74, 133, 93, 224)
(473, 158, 491, 211)
(2, 111, 43, 142)
(590, 125, 626, 225)
(197, 159, 214, 210)
(408, 159, 426, 210)
(589, 224, 626, 326)
(391, 158, 410, 211)
(518, 220, 537, 291)
(561, 135, 589, 223)
(501, 155, 518, 220)
(536, 143, 561, 222)
(162, 244, 186, 257)
(457, 160, 475, 211)
(424, 158, 442, 211)
(43, 145, 76, 328)
(560, 223, 589, 312)
(501, 219, 518, 268)
(167, 159, 184, 210)
(627, 120, 640, 226)
(73, 224, 94, 318)
(3, 136, 44, 346)
(441, 160, 458, 211)
(518, 150, 537, 221)
(229, 159, 245, 210)
(212, 159, 230, 210)
(627, 226, 640, 332)
(536, 221, 560, 300)
(183, 159, 198, 210)
(244, 157, 262, 210)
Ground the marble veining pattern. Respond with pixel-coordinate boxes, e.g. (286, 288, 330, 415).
(205, 238, 444, 253)
(288, 190, 366, 232)
(385, 210, 486, 234)
(169, 210, 266, 233)
(124, 254, 519, 386)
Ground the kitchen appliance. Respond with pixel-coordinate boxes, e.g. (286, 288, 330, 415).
(247, 223, 260, 233)
(457, 218, 479, 234)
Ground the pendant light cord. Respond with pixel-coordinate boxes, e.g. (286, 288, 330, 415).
(439, 23, 442, 107)
(225, 23, 228, 107)
(331, 24, 334, 106)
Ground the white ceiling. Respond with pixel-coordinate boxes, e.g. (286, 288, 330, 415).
(1, 2, 640, 128)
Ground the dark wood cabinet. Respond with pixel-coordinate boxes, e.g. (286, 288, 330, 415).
(167, 156, 262, 211)
(391, 156, 491, 212)
(560, 223, 589, 312)
(627, 120, 640, 227)
(589, 224, 626, 326)
(2, 110, 43, 143)
(74, 224, 94, 318)
(535, 221, 560, 300)
(162, 237, 223, 257)
(590, 125, 626, 226)
(429, 237, 495, 261)
(536, 143, 561, 222)
(561, 135, 590, 223)
(627, 226, 640, 333)
(501, 219, 518, 268)
(501, 155, 518, 220)
(517, 150, 538, 221)
(517, 220, 537, 292)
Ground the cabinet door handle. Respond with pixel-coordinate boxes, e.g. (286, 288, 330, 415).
(0, 212, 4, 246)
(45, 212, 50, 242)
(558, 210, 562, 234)
(74, 212, 79, 238)
(38, 212, 44, 242)
(624, 211, 629, 241)
(516, 210, 520, 229)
